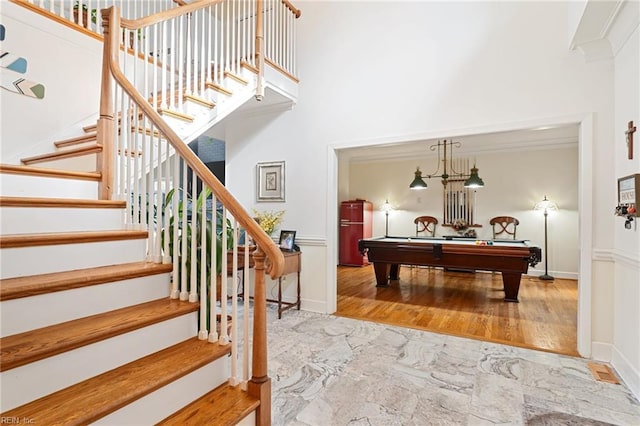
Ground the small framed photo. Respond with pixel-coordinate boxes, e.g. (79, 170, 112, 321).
(256, 161, 285, 202)
(278, 230, 297, 251)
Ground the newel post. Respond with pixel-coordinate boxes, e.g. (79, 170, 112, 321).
(247, 245, 271, 425)
(255, 0, 264, 101)
(97, 7, 117, 200)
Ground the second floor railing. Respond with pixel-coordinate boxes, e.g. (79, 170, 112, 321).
(10, 0, 180, 36)
(11, 0, 301, 79)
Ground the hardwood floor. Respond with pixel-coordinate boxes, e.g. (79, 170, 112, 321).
(335, 264, 579, 356)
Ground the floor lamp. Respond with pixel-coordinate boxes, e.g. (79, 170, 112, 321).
(534, 195, 558, 281)
(382, 199, 392, 237)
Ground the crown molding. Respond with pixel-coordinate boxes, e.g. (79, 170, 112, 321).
(569, 0, 638, 62)
(347, 136, 578, 164)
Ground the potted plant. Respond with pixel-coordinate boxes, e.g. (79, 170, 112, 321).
(162, 186, 234, 330)
(252, 209, 285, 237)
(129, 28, 145, 50)
(73, 2, 97, 28)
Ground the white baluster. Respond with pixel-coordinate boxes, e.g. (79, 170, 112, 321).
(189, 174, 198, 303)
(199, 185, 208, 339)
(220, 207, 229, 344)
(242, 238, 250, 388)
(208, 194, 219, 342)
(180, 164, 188, 300)
(170, 156, 181, 299)
(230, 222, 239, 385)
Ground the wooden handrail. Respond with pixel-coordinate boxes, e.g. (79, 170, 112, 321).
(282, 0, 302, 18)
(119, 0, 217, 30)
(9, 0, 103, 41)
(100, 5, 284, 280)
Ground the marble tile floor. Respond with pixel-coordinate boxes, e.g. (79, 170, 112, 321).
(265, 308, 640, 426)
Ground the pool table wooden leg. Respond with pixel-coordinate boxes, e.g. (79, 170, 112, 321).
(502, 272, 521, 302)
(373, 262, 390, 287)
(389, 264, 400, 280)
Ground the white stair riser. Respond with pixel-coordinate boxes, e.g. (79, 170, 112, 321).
(1, 273, 171, 337)
(0, 312, 199, 412)
(25, 154, 98, 172)
(95, 355, 230, 425)
(0, 174, 98, 199)
(238, 411, 256, 425)
(0, 239, 148, 279)
(0, 206, 124, 234)
(207, 88, 222, 105)
(183, 101, 214, 117)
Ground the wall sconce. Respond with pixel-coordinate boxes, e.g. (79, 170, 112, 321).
(409, 139, 484, 189)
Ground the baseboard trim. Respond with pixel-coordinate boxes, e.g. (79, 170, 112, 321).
(525, 269, 578, 280)
(611, 346, 640, 401)
(299, 298, 327, 314)
(591, 341, 613, 362)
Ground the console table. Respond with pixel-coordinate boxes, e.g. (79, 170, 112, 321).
(228, 248, 301, 319)
(268, 250, 301, 319)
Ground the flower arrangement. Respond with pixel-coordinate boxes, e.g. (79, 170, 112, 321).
(252, 209, 285, 236)
(451, 219, 468, 232)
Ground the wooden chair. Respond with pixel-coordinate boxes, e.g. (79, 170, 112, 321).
(414, 216, 438, 237)
(490, 216, 519, 239)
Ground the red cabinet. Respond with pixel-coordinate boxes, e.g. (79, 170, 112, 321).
(339, 200, 373, 266)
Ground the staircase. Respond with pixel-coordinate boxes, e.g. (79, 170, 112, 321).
(0, 169, 257, 424)
(1, 0, 301, 424)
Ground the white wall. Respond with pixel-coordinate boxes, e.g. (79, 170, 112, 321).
(610, 0, 640, 399)
(345, 146, 579, 278)
(0, 2, 103, 164)
(224, 0, 621, 365)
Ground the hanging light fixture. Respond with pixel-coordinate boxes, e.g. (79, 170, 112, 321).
(464, 165, 484, 188)
(409, 139, 484, 189)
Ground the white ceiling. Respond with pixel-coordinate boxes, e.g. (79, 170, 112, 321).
(340, 124, 580, 163)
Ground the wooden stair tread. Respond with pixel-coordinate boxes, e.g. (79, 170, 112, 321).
(0, 298, 198, 372)
(0, 229, 148, 248)
(0, 261, 172, 301)
(21, 144, 102, 165)
(0, 196, 125, 209)
(157, 107, 195, 123)
(184, 93, 216, 109)
(240, 60, 259, 75)
(1, 337, 230, 424)
(158, 381, 259, 425)
(206, 81, 233, 96)
(83, 112, 130, 133)
(83, 123, 98, 133)
(223, 70, 248, 85)
(0, 163, 101, 181)
(54, 132, 97, 148)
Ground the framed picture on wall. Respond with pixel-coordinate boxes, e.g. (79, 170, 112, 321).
(279, 230, 297, 251)
(256, 161, 285, 202)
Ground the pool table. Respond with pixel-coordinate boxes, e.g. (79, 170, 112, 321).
(357, 236, 541, 302)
